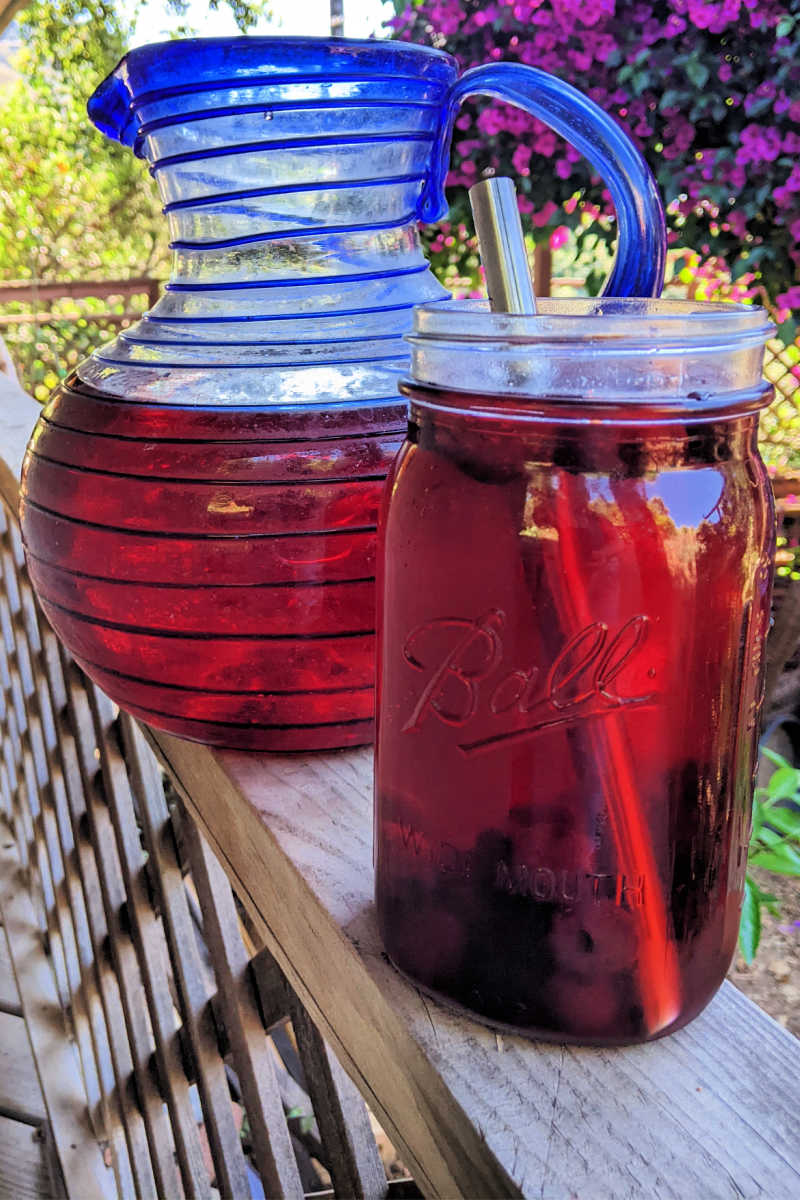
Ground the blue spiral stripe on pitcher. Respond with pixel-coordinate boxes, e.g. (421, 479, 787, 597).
(92, 353, 408, 369)
(161, 174, 426, 212)
(120, 331, 406, 346)
(169, 215, 418, 251)
(120, 330, 405, 346)
(137, 97, 440, 138)
(150, 296, 450, 323)
(164, 263, 429, 292)
(150, 130, 436, 172)
(128, 71, 446, 112)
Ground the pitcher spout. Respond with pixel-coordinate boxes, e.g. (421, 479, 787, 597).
(80, 37, 455, 406)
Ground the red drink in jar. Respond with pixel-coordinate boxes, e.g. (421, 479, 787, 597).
(375, 298, 776, 1043)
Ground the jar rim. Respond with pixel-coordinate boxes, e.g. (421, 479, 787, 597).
(406, 298, 775, 416)
(411, 297, 774, 343)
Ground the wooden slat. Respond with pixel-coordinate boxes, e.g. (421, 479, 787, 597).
(288, 997, 387, 1200)
(81, 690, 186, 1200)
(0, 923, 21, 1015)
(23, 618, 131, 1187)
(119, 717, 252, 1199)
(150, 733, 800, 1200)
(0, 1008, 46, 1124)
(0, 278, 159, 304)
(0, 312, 139, 327)
(0, 1114, 54, 1200)
(0, 531, 73, 1019)
(180, 813, 305, 1199)
(109, 716, 213, 1200)
(0, 826, 114, 1199)
(766, 577, 800, 704)
(53, 655, 154, 1199)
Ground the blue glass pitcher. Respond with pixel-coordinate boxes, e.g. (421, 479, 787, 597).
(20, 36, 667, 752)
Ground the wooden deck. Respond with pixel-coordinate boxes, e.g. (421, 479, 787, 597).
(0, 920, 57, 1200)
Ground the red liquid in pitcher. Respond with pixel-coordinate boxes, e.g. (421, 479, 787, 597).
(375, 394, 775, 1043)
(21, 376, 405, 750)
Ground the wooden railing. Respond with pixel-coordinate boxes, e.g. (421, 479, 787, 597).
(0, 278, 162, 324)
(0, 279, 163, 399)
(1, 383, 800, 1198)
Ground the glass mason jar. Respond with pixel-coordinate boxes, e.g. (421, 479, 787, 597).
(374, 298, 776, 1045)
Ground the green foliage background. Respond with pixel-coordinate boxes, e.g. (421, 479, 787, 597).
(0, 0, 265, 393)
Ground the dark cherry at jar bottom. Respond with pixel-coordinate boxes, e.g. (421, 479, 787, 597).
(20, 376, 406, 750)
(375, 393, 775, 1043)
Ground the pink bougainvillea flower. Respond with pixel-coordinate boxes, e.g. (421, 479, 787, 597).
(550, 224, 570, 249)
(512, 143, 533, 175)
(531, 200, 558, 227)
(776, 286, 800, 310)
(736, 124, 783, 166)
(397, 0, 800, 321)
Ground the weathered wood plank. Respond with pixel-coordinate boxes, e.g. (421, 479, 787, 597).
(0, 923, 21, 1014)
(126, 724, 252, 1200)
(150, 733, 800, 1200)
(114, 716, 214, 1200)
(181, 812, 304, 1199)
(84, 691, 186, 1200)
(289, 996, 387, 1200)
(0, 830, 114, 1199)
(58, 660, 157, 1199)
(0, 1008, 46, 1124)
(0, 277, 158, 304)
(0, 1114, 54, 1199)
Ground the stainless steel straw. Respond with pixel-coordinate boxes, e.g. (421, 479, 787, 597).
(469, 177, 537, 314)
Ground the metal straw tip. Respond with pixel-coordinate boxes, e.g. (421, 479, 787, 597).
(469, 178, 537, 316)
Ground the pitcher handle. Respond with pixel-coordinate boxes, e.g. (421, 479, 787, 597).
(422, 62, 666, 297)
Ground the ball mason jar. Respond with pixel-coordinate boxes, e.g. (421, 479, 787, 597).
(374, 298, 776, 1044)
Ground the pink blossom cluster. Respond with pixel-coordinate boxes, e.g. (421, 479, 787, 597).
(392, 0, 800, 318)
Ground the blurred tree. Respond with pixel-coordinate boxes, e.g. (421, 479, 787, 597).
(0, 0, 267, 282)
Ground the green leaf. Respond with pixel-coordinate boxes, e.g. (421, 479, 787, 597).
(746, 95, 775, 118)
(739, 877, 761, 964)
(685, 59, 710, 89)
(749, 843, 800, 876)
(750, 796, 765, 841)
(630, 70, 650, 97)
(777, 316, 799, 344)
(776, 16, 795, 37)
(659, 89, 684, 112)
(761, 747, 791, 768)
(761, 805, 800, 839)
(767, 765, 800, 800)
(731, 256, 754, 281)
